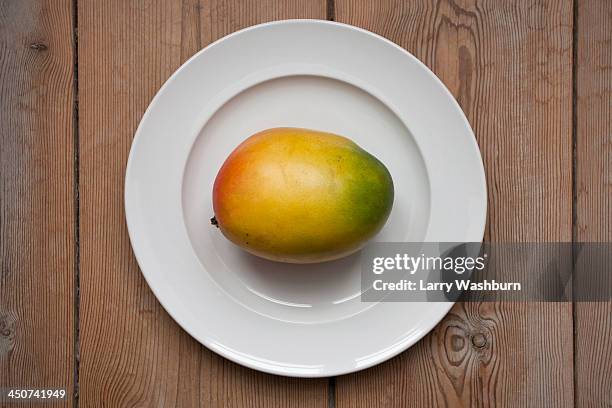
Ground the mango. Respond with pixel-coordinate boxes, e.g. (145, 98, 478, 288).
(212, 127, 394, 263)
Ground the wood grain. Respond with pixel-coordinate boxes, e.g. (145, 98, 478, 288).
(574, 0, 612, 406)
(0, 0, 75, 406)
(77, 0, 328, 407)
(334, 0, 574, 406)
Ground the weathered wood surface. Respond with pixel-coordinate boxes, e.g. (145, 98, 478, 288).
(2, 0, 612, 406)
(0, 0, 76, 406)
(334, 0, 574, 406)
(77, 0, 328, 407)
(574, 0, 612, 407)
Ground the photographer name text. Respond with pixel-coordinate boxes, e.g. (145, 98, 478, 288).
(372, 279, 521, 292)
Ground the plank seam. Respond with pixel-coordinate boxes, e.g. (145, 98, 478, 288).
(328, 375, 336, 408)
(571, 0, 578, 407)
(71, 0, 81, 406)
(326, 0, 335, 21)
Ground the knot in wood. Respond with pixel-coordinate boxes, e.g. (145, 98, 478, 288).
(29, 42, 48, 51)
(471, 332, 487, 349)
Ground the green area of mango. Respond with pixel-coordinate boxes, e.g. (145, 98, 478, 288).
(212, 127, 394, 263)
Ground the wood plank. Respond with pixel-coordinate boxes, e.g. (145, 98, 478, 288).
(575, 0, 612, 406)
(77, 1, 328, 406)
(334, 0, 574, 406)
(0, 0, 75, 406)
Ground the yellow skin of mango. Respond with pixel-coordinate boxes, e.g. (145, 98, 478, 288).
(212, 128, 394, 263)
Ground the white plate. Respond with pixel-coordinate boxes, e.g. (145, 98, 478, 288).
(125, 20, 487, 377)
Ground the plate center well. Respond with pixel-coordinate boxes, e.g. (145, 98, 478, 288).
(182, 75, 430, 324)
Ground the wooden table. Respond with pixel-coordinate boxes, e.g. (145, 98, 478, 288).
(1, 0, 610, 407)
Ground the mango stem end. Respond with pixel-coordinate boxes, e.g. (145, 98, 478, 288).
(210, 216, 219, 228)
